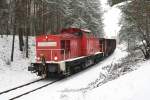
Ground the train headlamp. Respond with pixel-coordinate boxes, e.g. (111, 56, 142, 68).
(36, 57, 40, 60)
(54, 56, 58, 61)
(46, 36, 48, 39)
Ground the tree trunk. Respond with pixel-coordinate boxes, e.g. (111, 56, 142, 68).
(26, 29, 29, 58)
(11, 33, 15, 61)
(18, 28, 24, 51)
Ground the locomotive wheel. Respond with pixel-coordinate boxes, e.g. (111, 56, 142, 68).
(65, 66, 72, 75)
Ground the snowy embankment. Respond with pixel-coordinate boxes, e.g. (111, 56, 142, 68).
(0, 36, 40, 92)
(85, 60, 150, 100)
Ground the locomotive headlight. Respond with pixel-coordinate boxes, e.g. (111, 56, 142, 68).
(46, 36, 48, 39)
(54, 56, 58, 61)
(36, 57, 40, 60)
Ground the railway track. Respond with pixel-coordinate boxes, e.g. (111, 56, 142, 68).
(0, 78, 44, 95)
(0, 78, 62, 100)
(0, 63, 96, 100)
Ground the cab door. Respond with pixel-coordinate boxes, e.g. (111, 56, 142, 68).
(60, 40, 70, 60)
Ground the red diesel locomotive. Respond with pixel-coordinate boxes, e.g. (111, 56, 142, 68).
(28, 28, 116, 78)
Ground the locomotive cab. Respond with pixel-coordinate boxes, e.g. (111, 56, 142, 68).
(36, 36, 58, 61)
(28, 32, 81, 77)
(36, 35, 69, 62)
(28, 35, 65, 76)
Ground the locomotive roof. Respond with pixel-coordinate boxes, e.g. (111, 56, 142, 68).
(36, 32, 79, 39)
(36, 28, 95, 39)
(61, 27, 91, 33)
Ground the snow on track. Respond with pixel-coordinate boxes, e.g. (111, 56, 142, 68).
(0, 36, 39, 92)
(85, 60, 150, 100)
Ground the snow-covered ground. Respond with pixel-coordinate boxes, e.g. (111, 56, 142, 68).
(0, 36, 40, 92)
(85, 60, 150, 100)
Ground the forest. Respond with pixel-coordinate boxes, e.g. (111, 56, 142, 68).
(0, 0, 103, 36)
(0, 0, 103, 61)
(0, 0, 150, 60)
(109, 0, 150, 59)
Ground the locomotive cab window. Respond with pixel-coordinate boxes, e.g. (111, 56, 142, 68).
(61, 40, 70, 54)
(66, 40, 70, 53)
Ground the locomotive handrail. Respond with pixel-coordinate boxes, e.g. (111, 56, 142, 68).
(50, 49, 66, 60)
(37, 48, 66, 60)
